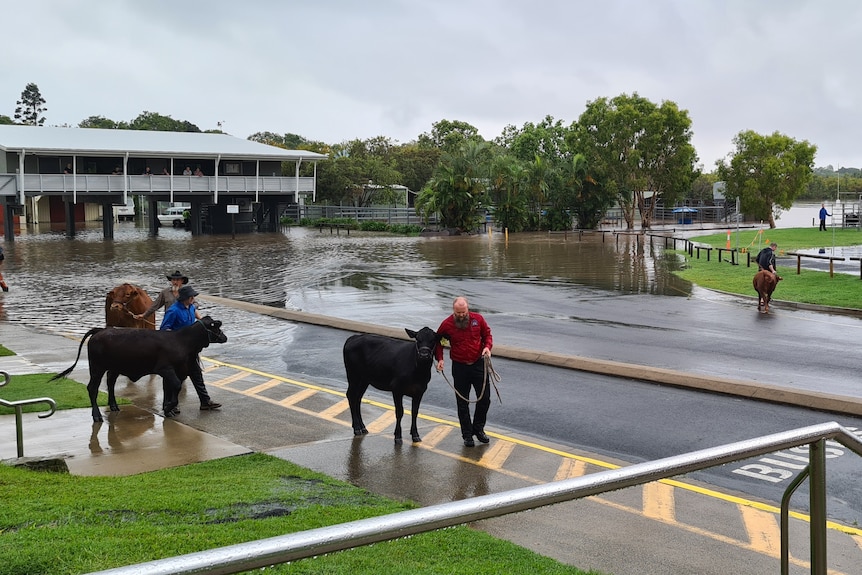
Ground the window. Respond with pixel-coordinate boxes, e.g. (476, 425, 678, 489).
(224, 162, 241, 175)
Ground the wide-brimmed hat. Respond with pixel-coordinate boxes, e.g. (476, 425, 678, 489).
(178, 285, 199, 301)
(166, 270, 189, 284)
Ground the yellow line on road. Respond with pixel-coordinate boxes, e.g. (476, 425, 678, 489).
(279, 388, 318, 406)
(740, 506, 781, 556)
(200, 356, 862, 538)
(643, 482, 675, 522)
(243, 378, 282, 395)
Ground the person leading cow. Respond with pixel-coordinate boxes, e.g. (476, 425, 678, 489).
(135, 270, 194, 325)
(160, 285, 222, 414)
(756, 242, 779, 275)
(435, 296, 494, 447)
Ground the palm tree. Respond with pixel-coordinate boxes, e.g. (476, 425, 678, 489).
(425, 141, 489, 232)
(488, 155, 528, 232)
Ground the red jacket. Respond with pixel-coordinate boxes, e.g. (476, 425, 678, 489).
(435, 312, 493, 365)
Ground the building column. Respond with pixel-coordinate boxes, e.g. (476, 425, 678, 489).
(64, 200, 77, 238)
(102, 201, 115, 239)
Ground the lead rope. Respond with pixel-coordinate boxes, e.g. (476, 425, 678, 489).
(438, 355, 502, 404)
(121, 304, 157, 327)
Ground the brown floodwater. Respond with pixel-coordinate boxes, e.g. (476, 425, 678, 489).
(0, 223, 691, 339)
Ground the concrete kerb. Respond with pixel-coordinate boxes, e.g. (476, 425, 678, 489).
(202, 295, 862, 418)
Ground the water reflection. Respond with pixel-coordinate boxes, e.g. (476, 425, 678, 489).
(0, 223, 690, 338)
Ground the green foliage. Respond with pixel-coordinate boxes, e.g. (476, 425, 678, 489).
(14, 82, 47, 126)
(300, 217, 358, 229)
(0, 373, 129, 415)
(279, 216, 296, 225)
(0, 344, 13, 356)
(424, 141, 490, 232)
(715, 130, 816, 228)
(495, 115, 571, 163)
(386, 223, 422, 235)
(78, 115, 120, 129)
(570, 93, 698, 229)
(358, 220, 389, 232)
(126, 111, 201, 132)
(0, 453, 593, 575)
(0, 114, 14, 125)
(418, 119, 485, 154)
(677, 227, 862, 309)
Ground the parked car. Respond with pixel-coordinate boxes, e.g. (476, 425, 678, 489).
(158, 207, 188, 227)
(113, 197, 135, 222)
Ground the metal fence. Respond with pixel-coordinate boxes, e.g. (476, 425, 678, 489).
(88, 422, 862, 575)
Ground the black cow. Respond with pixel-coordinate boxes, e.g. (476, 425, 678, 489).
(50, 316, 227, 422)
(343, 327, 441, 444)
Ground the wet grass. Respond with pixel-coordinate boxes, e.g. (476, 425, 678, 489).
(0, 453, 600, 575)
(0, 373, 127, 415)
(674, 227, 862, 309)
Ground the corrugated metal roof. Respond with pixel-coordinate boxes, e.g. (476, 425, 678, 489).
(0, 125, 327, 161)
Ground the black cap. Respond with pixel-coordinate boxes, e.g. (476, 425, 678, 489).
(178, 285, 199, 301)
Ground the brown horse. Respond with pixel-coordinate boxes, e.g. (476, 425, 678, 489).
(753, 271, 782, 314)
(105, 283, 155, 329)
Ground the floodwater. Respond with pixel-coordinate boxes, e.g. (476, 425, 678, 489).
(0, 223, 690, 339)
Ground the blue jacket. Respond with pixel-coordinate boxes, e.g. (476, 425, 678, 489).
(160, 300, 197, 331)
(820, 207, 830, 220)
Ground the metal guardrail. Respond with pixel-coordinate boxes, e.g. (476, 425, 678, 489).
(87, 421, 862, 575)
(0, 370, 57, 457)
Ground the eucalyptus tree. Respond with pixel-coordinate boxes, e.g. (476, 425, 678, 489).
(79, 115, 121, 129)
(570, 93, 698, 229)
(0, 115, 14, 125)
(716, 130, 816, 228)
(418, 119, 484, 154)
(496, 115, 570, 163)
(14, 83, 47, 126)
(419, 140, 489, 232)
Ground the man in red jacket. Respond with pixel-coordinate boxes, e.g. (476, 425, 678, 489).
(435, 296, 494, 447)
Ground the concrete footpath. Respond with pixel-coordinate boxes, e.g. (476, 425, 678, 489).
(2, 318, 862, 575)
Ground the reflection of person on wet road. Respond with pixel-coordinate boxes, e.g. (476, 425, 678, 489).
(0, 245, 7, 292)
(136, 270, 194, 325)
(435, 296, 493, 447)
(160, 285, 222, 415)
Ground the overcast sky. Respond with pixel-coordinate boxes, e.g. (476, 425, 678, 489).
(4, 0, 860, 170)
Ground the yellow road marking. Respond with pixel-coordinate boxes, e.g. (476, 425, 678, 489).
(243, 378, 282, 395)
(421, 425, 453, 448)
(366, 411, 396, 434)
(740, 505, 781, 556)
(200, 355, 862, 539)
(479, 440, 515, 469)
(643, 482, 675, 522)
(318, 399, 350, 419)
(279, 388, 318, 406)
(208, 370, 251, 388)
(554, 458, 588, 481)
(854, 534, 862, 551)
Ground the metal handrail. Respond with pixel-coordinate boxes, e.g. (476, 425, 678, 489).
(87, 421, 862, 575)
(0, 371, 57, 457)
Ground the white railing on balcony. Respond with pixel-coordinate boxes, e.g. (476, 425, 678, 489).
(13, 174, 315, 195)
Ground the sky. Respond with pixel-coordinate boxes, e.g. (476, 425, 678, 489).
(4, 0, 861, 171)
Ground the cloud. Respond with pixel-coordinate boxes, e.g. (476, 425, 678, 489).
(5, 0, 861, 168)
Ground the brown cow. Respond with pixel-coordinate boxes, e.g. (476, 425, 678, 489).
(753, 270, 782, 314)
(105, 283, 155, 329)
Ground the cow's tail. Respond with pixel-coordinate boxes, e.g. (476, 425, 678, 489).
(49, 328, 102, 382)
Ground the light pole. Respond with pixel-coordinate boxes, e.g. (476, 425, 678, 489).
(833, 198, 840, 254)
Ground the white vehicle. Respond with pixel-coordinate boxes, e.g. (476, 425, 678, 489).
(158, 206, 188, 227)
(113, 197, 135, 222)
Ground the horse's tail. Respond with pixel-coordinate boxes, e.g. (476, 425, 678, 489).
(49, 328, 102, 382)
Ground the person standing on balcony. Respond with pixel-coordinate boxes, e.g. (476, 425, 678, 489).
(194, 166, 204, 177)
(183, 166, 192, 176)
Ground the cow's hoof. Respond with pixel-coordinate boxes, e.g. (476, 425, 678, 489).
(92, 416, 104, 423)
(109, 405, 121, 412)
(394, 437, 403, 445)
(411, 436, 422, 443)
(353, 428, 368, 436)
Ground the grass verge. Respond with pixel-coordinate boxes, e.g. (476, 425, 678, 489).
(675, 227, 862, 309)
(0, 449, 599, 575)
(0, 373, 128, 415)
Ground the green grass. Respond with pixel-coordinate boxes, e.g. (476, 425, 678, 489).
(0, 373, 128, 415)
(675, 227, 862, 309)
(0, 452, 599, 575)
(0, 345, 13, 357)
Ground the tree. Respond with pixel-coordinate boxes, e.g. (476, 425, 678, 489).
(126, 111, 201, 132)
(715, 130, 817, 228)
(556, 153, 614, 230)
(79, 115, 121, 129)
(417, 119, 484, 154)
(570, 93, 698, 229)
(14, 83, 47, 126)
(248, 132, 310, 149)
(487, 154, 528, 232)
(0, 115, 14, 125)
(391, 144, 441, 200)
(495, 115, 570, 164)
(419, 141, 489, 232)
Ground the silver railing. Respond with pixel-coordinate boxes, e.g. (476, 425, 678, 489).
(0, 371, 57, 457)
(88, 421, 862, 575)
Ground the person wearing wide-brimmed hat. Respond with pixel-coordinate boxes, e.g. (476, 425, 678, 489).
(159, 284, 222, 415)
(135, 270, 195, 325)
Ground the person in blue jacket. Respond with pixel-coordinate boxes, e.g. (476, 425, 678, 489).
(160, 285, 222, 415)
(819, 203, 831, 231)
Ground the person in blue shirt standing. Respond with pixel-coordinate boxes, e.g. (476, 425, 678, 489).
(819, 203, 831, 231)
(160, 285, 222, 415)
